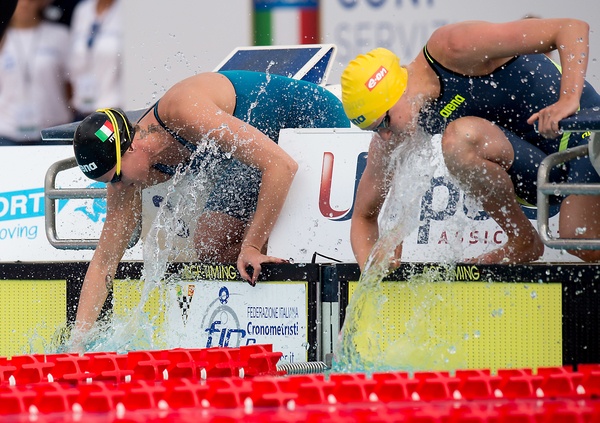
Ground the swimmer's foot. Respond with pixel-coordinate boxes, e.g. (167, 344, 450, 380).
(465, 234, 544, 264)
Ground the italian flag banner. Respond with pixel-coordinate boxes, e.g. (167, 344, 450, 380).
(95, 120, 114, 142)
(253, 0, 320, 46)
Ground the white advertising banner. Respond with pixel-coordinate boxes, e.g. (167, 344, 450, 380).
(321, 0, 600, 90)
(0, 130, 579, 264)
(0, 145, 144, 262)
(164, 278, 309, 363)
(1, 146, 96, 261)
(268, 128, 578, 263)
(269, 129, 366, 262)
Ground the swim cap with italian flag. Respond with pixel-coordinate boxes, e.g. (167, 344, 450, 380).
(73, 108, 134, 179)
(341, 47, 408, 129)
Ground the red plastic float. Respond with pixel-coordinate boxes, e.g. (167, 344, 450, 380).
(0, 344, 598, 422)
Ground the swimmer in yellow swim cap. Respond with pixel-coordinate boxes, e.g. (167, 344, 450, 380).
(341, 48, 408, 130)
(342, 18, 600, 271)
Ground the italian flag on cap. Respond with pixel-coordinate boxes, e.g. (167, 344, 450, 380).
(95, 120, 114, 142)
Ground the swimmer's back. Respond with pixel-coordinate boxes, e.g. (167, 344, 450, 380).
(219, 70, 351, 142)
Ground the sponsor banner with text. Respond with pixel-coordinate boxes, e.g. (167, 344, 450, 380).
(268, 128, 578, 263)
(164, 276, 309, 363)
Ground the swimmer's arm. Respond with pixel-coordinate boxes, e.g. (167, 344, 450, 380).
(73, 185, 141, 343)
(170, 98, 298, 283)
(429, 18, 588, 71)
(351, 170, 383, 271)
(235, 134, 298, 283)
(351, 134, 394, 271)
(522, 19, 590, 136)
(429, 19, 589, 136)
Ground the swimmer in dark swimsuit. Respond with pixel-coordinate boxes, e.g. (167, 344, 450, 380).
(70, 71, 350, 345)
(340, 18, 600, 270)
(0, 0, 17, 40)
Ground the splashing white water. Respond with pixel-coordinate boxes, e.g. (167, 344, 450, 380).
(55, 128, 235, 353)
(334, 131, 468, 372)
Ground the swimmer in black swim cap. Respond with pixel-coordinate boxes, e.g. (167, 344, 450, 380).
(73, 108, 134, 182)
(66, 71, 351, 351)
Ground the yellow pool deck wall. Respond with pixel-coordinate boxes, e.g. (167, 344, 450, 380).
(0, 262, 596, 371)
(347, 279, 562, 371)
(0, 280, 66, 356)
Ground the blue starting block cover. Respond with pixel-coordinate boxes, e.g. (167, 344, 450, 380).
(214, 44, 337, 86)
(559, 107, 600, 132)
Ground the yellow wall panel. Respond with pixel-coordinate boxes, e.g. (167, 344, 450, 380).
(348, 280, 562, 371)
(0, 280, 66, 357)
(112, 279, 165, 348)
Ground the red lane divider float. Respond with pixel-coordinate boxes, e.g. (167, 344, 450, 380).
(0, 344, 282, 386)
(0, 345, 599, 422)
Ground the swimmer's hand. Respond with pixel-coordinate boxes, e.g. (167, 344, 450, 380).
(527, 98, 580, 139)
(362, 243, 402, 275)
(237, 244, 289, 286)
(389, 244, 403, 272)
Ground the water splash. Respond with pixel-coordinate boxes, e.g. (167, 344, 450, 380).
(245, 61, 275, 123)
(100, 143, 223, 352)
(47, 128, 236, 354)
(333, 131, 468, 373)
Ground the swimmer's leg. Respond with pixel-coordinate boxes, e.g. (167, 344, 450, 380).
(196, 160, 263, 263)
(195, 211, 250, 263)
(441, 116, 544, 264)
(559, 194, 600, 262)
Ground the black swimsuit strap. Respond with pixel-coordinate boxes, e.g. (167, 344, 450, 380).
(147, 100, 196, 176)
(423, 44, 520, 77)
(152, 101, 197, 153)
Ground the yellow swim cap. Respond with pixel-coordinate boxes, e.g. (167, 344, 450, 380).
(341, 48, 408, 129)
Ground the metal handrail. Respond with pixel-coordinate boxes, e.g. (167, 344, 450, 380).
(44, 157, 108, 249)
(44, 157, 141, 250)
(537, 145, 600, 249)
(537, 107, 600, 250)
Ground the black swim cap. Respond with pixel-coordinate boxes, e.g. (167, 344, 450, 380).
(73, 108, 134, 180)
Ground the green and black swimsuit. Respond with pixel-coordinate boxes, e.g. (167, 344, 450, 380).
(419, 46, 600, 205)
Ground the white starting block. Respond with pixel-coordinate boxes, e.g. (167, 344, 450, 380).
(537, 107, 600, 249)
